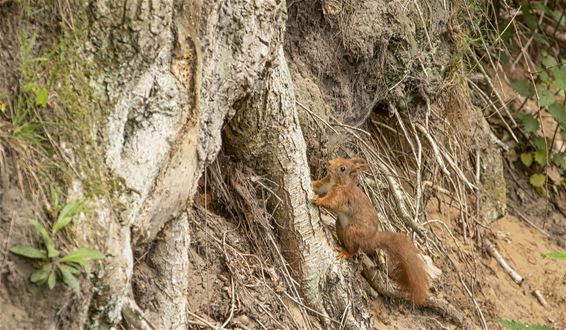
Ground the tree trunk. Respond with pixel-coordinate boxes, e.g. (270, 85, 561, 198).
(224, 48, 374, 328)
(0, 0, 511, 328)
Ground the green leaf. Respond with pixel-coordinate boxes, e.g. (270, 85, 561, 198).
(498, 319, 556, 330)
(541, 54, 558, 68)
(551, 10, 566, 27)
(541, 251, 566, 260)
(531, 2, 550, 14)
(519, 113, 539, 132)
(50, 186, 60, 213)
(30, 263, 52, 283)
(34, 87, 48, 107)
(538, 69, 550, 83)
(10, 246, 47, 259)
(23, 82, 37, 93)
(511, 80, 534, 97)
(534, 149, 546, 165)
(532, 32, 549, 46)
(64, 263, 81, 274)
(61, 248, 105, 266)
(47, 271, 56, 289)
(520, 152, 533, 167)
(521, 4, 538, 31)
(552, 66, 566, 91)
(500, 52, 509, 65)
(529, 173, 546, 187)
(537, 88, 555, 107)
(553, 152, 566, 170)
(59, 265, 81, 295)
(52, 200, 83, 234)
(29, 219, 59, 258)
(548, 102, 566, 126)
(532, 136, 547, 151)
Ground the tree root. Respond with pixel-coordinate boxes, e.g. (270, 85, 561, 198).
(122, 298, 156, 330)
(360, 255, 472, 329)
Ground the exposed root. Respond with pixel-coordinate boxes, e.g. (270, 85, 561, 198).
(122, 298, 156, 330)
(360, 255, 472, 329)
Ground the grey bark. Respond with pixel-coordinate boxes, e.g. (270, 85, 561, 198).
(145, 214, 190, 329)
(224, 48, 373, 329)
(0, 0, 508, 328)
(85, 0, 298, 327)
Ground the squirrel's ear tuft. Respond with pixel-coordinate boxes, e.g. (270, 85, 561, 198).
(351, 157, 368, 170)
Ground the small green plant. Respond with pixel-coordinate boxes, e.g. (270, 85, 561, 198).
(513, 56, 566, 191)
(540, 251, 566, 261)
(9, 197, 104, 295)
(499, 319, 556, 330)
(498, 1, 566, 193)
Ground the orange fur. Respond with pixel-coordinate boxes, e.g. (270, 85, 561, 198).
(312, 157, 429, 306)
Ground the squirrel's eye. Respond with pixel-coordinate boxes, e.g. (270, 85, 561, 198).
(340, 166, 346, 172)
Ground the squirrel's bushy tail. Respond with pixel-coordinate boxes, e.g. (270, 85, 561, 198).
(373, 231, 429, 305)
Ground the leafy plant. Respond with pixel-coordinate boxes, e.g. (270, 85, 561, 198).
(499, 319, 556, 330)
(540, 251, 566, 261)
(503, 1, 566, 193)
(9, 199, 104, 295)
(513, 72, 566, 192)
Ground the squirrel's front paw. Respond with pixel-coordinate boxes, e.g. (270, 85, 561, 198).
(311, 195, 320, 205)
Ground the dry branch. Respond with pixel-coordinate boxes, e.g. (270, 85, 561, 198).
(532, 289, 548, 307)
(414, 122, 451, 178)
(483, 239, 524, 285)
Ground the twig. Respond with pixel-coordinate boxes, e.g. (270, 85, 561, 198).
(532, 289, 548, 307)
(188, 311, 220, 329)
(423, 181, 451, 196)
(427, 227, 487, 329)
(338, 302, 351, 330)
(413, 0, 433, 50)
(507, 204, 551, 238)
(459, 276, 488, 330)
(331, 116, 371, 136)
(296, 101, 338, 134)
(414, 123, 451, 178)
(439, 143, 477, 191)
(283, 292, 341, 325)
(412, 124, 424, 226)
(123, 298, 157, 330)
(475, 149, 482, 246)
(469, 52, 519, 136)
(483, 239, 524, 285)
(467, 77, 518, 144)
(220, 276, 236, 329)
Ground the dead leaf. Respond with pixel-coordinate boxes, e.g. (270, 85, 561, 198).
(546, 166, 563, 184)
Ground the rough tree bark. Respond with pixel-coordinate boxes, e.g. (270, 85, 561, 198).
(224, 48, 374, 328)
(84, 0, 313, 327)
(0, 0, 509, 328)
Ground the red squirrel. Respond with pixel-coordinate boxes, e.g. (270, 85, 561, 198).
(312, 157, 429, 306)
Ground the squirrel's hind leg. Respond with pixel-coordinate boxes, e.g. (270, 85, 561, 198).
(335, 246, 355, 260)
